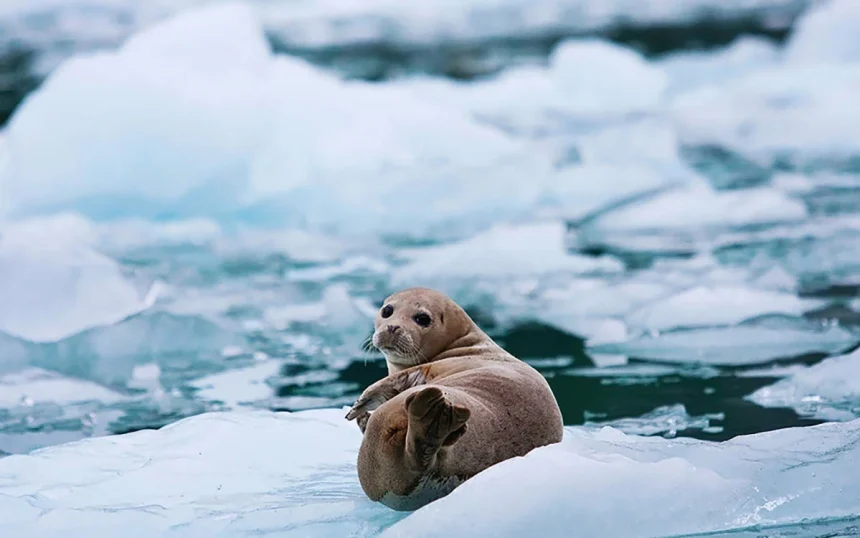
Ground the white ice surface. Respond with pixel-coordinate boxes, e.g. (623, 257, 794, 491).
(584, 182, 807, 234)
(1, 407, 858, 538)
(393, 222, 622, 285)
(626, 285, 821, 331)
(658, 36, 781, 96)
(785, 0, 860, 64)
(0, 217, 155, 343)
(396, 39, 667, 135)
(0, 368, 125, 408)
(2, 2, 550, 240)
(589, 320, 858, 366)
(384, 416, 860, 538)
(749, 347, 860, 421)
(190, 360, 282, 409)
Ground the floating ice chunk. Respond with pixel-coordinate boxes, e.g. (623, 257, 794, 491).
(626, 285, 821, 331)
(2, 407, 858, 538)
(0, 220, 155, 343)
(191, 360, 282, 409)
(385, 418, 860, 538)
(520, 278, 668, 341)
(1, 3, 275, 222)
(578, 182, 807, 253)
(659, 37, 780, 95)
(671, 64, 860, 168)
(95, 217, 224, 251)
(749, 347, 860, 421)
(584, 404, 722, 437)
(248, 59, 547, 239)
(590, 318, 858, 366)
(785, 0, 860, 64)
(264, 284, 375, 335)
(539, 164, 681, 222)
(0, 409, 401, 537)
(397, 40, 666, 135)
(27, 311, 240, 387)
(119, 2, 270, 72)
(588, 182, 806, 233)
(0, 368, 124, 408)
(392, 222, 622, 290)
(220, 228, 349, 264)
(548, 39, 667, 117)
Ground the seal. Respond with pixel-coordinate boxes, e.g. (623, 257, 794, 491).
(345, 287, 563, 511)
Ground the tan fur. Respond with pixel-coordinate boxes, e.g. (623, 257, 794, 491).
(346, 287, 564, 511)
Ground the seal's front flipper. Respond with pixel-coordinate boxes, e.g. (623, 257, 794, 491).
(404, 386, 470, 469)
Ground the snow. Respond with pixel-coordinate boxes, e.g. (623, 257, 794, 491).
(749, 347, 860, 421)
(1, 407, 857, 538)
(1, 2, 549, 240)
(625, 285, 821, 331)
(0, 217, 156, 343)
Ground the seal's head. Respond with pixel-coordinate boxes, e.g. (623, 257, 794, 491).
(371, 287, 480, 371)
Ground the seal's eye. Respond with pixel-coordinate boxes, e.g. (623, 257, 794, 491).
(413, 313, 432, 327)
(381, 305, 394, 318)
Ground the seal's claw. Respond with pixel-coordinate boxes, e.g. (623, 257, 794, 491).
(345, 404, 363, 421)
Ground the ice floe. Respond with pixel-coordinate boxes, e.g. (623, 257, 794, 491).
(590, 317, 859, 366)
(625, 285, 821, 331)
(385, 415, 860, 538)
(0, 217, 156, 343)
(575, 181, 808, 254)
(1, 407, 857, 538)
(784, 0, 860, 64)
(392, 222, 622, 287)
(749, 347, 860, 421)
(396, 38, 667, 136)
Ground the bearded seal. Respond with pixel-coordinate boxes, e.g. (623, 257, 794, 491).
(345, 287, 563, 511)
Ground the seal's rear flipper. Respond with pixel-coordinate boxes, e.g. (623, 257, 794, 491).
(404, 387, 470, 469)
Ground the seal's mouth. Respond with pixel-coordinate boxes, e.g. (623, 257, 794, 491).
(372, 330, 419, 365)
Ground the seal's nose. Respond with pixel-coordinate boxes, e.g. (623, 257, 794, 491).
(387, 325, 400, 334)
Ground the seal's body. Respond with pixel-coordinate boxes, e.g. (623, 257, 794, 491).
(346, 288, 563, 511)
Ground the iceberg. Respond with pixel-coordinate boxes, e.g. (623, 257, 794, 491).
(2, 3, 549, 240)
(1, 407, 858, 538)
(0, 217, 155, 343)
(1, 3, 276, 222)
(748, 347, 860, 421)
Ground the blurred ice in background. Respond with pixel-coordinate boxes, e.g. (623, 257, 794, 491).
(1, 0, 860, 536)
